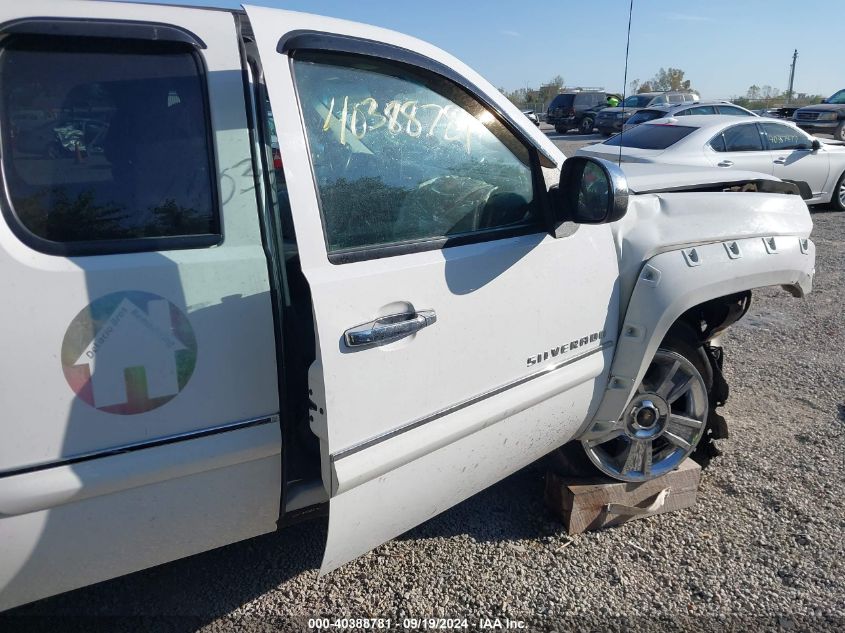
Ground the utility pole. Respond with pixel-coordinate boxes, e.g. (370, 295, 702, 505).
(786, 49, 798, 104)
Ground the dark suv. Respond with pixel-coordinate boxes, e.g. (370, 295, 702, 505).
(546, 91, 607, 134)
(793, 89, 845, 141)
(595, 91, 699, 136)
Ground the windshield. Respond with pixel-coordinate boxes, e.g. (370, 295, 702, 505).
(626, 110, 665, 125)
(827, 90, 845, 104)
(621, 95, 653, 108)
(603, 124, 696, 149)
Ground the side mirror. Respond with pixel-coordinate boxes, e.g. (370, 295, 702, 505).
(554, 156, 629, 226)
(821, 98, 828, 104)
(811, 139, 822, 151)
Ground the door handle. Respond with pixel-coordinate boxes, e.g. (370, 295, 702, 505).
(717, 160, 734, 167)
(344, 310, 437, 348)
(773, 157, 786, 164)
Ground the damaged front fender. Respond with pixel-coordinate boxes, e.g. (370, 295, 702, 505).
(584, 232, 815, 431)
(610, 191, 814, 317)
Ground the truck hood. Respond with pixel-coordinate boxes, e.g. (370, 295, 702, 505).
(796, 103, 845, 113)
(612, 187, 813, 315)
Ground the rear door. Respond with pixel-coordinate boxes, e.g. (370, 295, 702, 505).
(245, 5, 620, 571)
(0, 1, 280, 609)
(705, 122, 774, 173)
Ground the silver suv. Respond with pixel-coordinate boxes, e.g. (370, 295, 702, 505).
(595, 91, 699, 135)
(622, 101, 757, 131)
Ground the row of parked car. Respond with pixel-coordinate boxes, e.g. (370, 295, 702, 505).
(538, 88, 845, 144)
(542, 89, 701, 135)
(542, 89, 744, 136)
(574, 95, 845, 212)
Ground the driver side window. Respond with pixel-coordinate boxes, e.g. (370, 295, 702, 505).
(760, 123, 813, 150)
(292, 52, 537, 259)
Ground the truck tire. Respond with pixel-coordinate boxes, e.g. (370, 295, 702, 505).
(833, 170, 845, 212)
(554, 124, 567, 134)
(575, 326, 714, 482)
(835, 122, 845, 142)
(579, 117, 594, 134)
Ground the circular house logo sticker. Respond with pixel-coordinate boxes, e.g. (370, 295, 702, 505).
(61, 291, 197, 415)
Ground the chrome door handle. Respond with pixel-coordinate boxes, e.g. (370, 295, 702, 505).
(717, 160, 734, 167)
(344, 310, 437, 348)
(773, 157, 786, 164)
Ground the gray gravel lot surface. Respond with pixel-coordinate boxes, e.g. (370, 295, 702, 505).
(542, 124, 604, 157)
(7, 133, 844, 633)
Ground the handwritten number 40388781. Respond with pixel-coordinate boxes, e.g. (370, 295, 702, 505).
(321, 96, 476, 153)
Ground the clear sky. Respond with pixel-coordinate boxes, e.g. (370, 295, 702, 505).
(132, 0, 839, 100)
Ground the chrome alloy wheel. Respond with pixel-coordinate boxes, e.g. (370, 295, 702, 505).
(581, 349, 709, 482)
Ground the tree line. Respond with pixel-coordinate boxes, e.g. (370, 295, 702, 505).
(502, 68, 828, 112)
(502, 67, 699, 110)
(628, 67, 695, 94)
(500, 75, 566, 111)
(731, 85, 826, 110)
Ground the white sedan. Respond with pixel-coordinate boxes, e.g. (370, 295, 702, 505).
(577, 115, 845, 211)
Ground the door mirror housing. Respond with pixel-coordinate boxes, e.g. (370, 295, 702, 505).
(811, 139, 822, 151)
(553, 156, 629, 227)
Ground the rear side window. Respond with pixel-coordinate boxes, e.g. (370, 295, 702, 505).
(717, 105, 754, 117)
(574, 93, 601, 106)
(683, 105, 717, 115)
(709, 133, 726, 152)
(550, 94, 575, 109)
(603, 124, 696, 149)
(717, 124, 765, 152)
(0, 35, 218, 253)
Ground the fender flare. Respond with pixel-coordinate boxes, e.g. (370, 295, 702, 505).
(584, 233, 814, 428)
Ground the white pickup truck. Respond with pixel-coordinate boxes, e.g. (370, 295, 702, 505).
(0, 1, 815, 611)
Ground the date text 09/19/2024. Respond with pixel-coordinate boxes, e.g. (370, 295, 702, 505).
(307, 618, 527, 629)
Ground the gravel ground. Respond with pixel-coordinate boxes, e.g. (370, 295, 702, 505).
(6, 133, 844, 632)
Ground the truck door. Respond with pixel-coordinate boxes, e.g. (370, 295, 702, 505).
(246, 5, 621, 571)
(0, 1, 280, 610)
